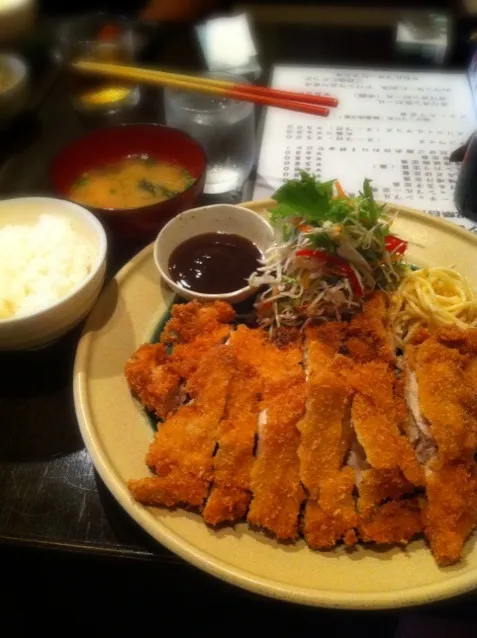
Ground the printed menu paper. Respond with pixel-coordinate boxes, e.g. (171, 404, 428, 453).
(254, 66, 476, 230)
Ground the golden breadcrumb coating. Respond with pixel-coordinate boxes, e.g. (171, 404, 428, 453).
(304, 469, 358, 549)
(203, 361, 261, 526)
(346, 291, 394, 364)
(358, 498, 423, 545)
(408, 333, 477, 464)
(131, 346, 235, 508)
(124, 343, 181, 420)
(346, 361, 424, 486)
(424, 460, 477, 566)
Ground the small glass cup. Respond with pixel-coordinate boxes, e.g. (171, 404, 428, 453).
(164, 73, 255, 195)
(57, 13, 140, 117)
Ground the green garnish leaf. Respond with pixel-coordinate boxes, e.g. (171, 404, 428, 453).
(308, 233, 337, 252)
(160, 186, 178, 199)
(357, 179, 386, 228)
(138, 179, 157, 196)
(184, 170, 195, 187)
(271, 172, 336, 223)
(74, 174, 89, 188)
(270, 172, 387, 231)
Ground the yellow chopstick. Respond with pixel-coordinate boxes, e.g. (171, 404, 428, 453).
(71, 60, 334, 116)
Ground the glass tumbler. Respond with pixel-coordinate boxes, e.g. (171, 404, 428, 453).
(57, 13, 140, 117)
(164, 73, 255, 195)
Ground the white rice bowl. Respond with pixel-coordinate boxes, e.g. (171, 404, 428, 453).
(0, 197, 107, 350)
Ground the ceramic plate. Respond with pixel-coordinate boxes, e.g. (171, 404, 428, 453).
(74, 201, 477, 609)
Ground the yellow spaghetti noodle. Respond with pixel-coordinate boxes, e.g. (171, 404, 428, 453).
(389, 267, 477, 348)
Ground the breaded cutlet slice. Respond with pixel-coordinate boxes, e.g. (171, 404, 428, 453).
(161, 299, 235, 345)
(406, 332, 477, 464)
(203, 361, 262, 526)
(164, 300, 236, 379)
(129, 346, 235, 509)
(298, 324, 357, 549)
(355, 468, 422, 546)
(424, 459, 477, 566)
(345, 361, 424, 487)
(125, 301, 236, 418)
(124, 343, 181, 421)
(358, 498, 423, 545)
(229, 326, 306, 540)
(247, 376, 306, 540)
(346, 291, 394, 364)
(304, 469, 358, 549)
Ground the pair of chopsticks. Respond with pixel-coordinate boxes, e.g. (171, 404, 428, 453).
(71, 60, 338, 117)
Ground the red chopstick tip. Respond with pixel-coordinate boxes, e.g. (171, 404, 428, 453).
(231, 83, 338, 110)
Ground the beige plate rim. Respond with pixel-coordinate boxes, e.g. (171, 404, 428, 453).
(74, 200, 477, 610)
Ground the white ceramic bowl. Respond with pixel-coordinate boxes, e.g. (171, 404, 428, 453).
(0, 197, 107, 351)
(154, 203, 274, 303)
(0, 53, 29, 127)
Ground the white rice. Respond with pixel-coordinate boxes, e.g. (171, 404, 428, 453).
(0, 214, 95, 319)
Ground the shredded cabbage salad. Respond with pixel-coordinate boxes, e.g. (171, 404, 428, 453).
(249, 172, 409, 331)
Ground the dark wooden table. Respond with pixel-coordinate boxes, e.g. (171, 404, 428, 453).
(1, 14, 477, 634)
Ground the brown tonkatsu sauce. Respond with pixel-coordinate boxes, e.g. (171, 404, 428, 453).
(168, 232, 262, 294)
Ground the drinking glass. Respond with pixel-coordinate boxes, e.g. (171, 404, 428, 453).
(164, 73, 255, 195)
(57, 13, 140, 117)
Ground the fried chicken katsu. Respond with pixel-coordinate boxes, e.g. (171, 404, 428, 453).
(346, 291, 394, 364)
(129, 346, 236, 508)
(124, 343, 181, 420)
(247, 376, 306, 540)
(358, 497, 423, 545)
(125, 297, 477, 565)
(355, 468, 423, 545)
(298, 324, 351, 497)
(230, 326, 306, 540)
(161, 300, 236, 379)
(124, 300, 236, 420)
(402, 328, 477, 563)
(160, 299, 235, 345)
(344, 310, 424, 548)
(423, 459, 477, 565)
(203, 361, 261, 526)
(345, 361, 424, 487)
(405, 329, 477, 465)
(304, 470, 358, 549)
(298, 324, 357, 549)
(358, 468, 417, 512)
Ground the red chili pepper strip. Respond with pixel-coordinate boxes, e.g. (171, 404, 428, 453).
(343, 267, 364, 298)
(296, 249, 364, 297)
(296, 248, 348, 269)
(385, 235, 408, 255)
(296, 248, 328, 261)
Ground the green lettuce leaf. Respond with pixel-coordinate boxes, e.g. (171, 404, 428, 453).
(269, 172, 386, 231)
(270, 172, 336, 224)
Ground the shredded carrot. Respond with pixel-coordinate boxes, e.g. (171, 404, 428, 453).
(334, 180, 347, 199)
(292, 217, 313, 233)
